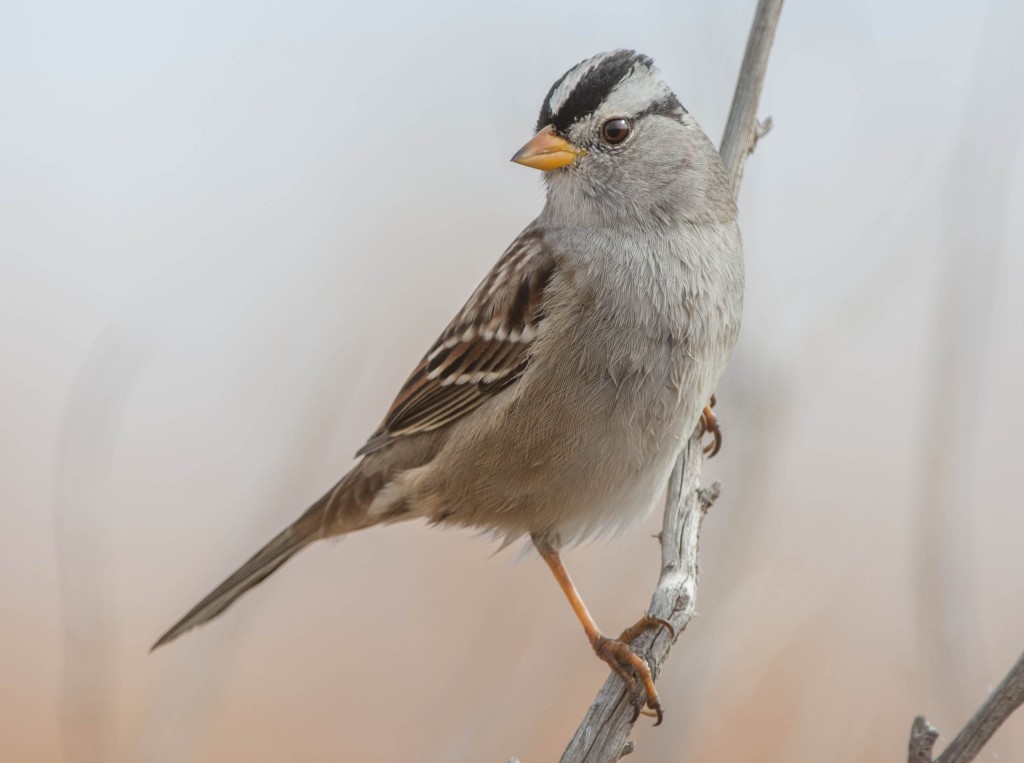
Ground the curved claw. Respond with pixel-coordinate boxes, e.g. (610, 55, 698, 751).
(701, 403, 722, 458)
(703, 429, 721, 457)
(619, 614, 675, 644)
(594, 636, 663, 726)
(641, 702, 665, 726)
(651, 617, 675, 641)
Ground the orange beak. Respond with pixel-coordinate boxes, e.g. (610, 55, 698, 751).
(511, 125, 586, 171)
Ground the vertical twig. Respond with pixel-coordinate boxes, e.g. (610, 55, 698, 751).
(554, 2, 784, 761)
(719, 0, 785, 194)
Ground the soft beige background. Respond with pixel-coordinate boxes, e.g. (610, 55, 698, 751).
(3, 0, 1023, 761)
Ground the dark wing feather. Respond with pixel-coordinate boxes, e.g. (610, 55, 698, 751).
(357, 225, 554, 456)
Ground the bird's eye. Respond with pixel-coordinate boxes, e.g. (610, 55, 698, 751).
(601, 118, 631, 144)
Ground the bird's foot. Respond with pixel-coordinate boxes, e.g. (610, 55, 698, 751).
(699, 394, 722, 457)
(592, 616, 674, 725)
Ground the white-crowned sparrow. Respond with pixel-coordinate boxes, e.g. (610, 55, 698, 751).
(154, 49, 744, 723)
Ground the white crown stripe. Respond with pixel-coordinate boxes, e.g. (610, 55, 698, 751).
(545, 51, 618, 119)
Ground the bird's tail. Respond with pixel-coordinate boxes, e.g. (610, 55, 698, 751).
(151, 470, 378, 650)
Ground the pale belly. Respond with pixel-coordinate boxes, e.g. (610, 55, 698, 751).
(407, 336, 714, 547)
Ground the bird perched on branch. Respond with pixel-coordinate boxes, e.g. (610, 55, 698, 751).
(154, 49, 743, 724)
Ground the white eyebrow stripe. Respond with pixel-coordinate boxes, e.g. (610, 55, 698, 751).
(603, 64, 670, 116)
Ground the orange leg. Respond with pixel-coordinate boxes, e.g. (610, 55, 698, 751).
(535, 540, 671, 725)
(700, 394, 722, 457)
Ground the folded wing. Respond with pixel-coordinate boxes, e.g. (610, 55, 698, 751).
(358, 225, 554, 455)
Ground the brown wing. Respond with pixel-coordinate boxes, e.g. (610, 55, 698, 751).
(357, 225, 555, 456)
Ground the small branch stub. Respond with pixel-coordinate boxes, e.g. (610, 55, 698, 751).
(698, 482, 722, 514)
(752, 116, 773, 149)
(908, 716, 939, 763)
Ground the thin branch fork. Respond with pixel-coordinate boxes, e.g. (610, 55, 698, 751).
(554, 2, 785, 761)
(908, 649, 1024, 763)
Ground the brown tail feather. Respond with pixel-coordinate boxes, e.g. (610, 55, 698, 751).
(152, 472, 373, 650)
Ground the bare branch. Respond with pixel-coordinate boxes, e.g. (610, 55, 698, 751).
(908, 716, 940, 763)
(555, 4, 784, 760)
(910, 650, 1024, 763)
(558, 441, 718, 763)
(719, 0, 785, 195)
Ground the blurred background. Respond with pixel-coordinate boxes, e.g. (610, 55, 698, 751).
(3, 0, 1023, 760)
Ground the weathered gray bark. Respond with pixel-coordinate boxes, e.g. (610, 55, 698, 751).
(556, 444, 719, 763)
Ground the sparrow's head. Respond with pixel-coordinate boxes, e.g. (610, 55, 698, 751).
(513, 50, 732, 226)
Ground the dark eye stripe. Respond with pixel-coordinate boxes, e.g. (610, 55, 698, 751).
(637, 94, 688, 121)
